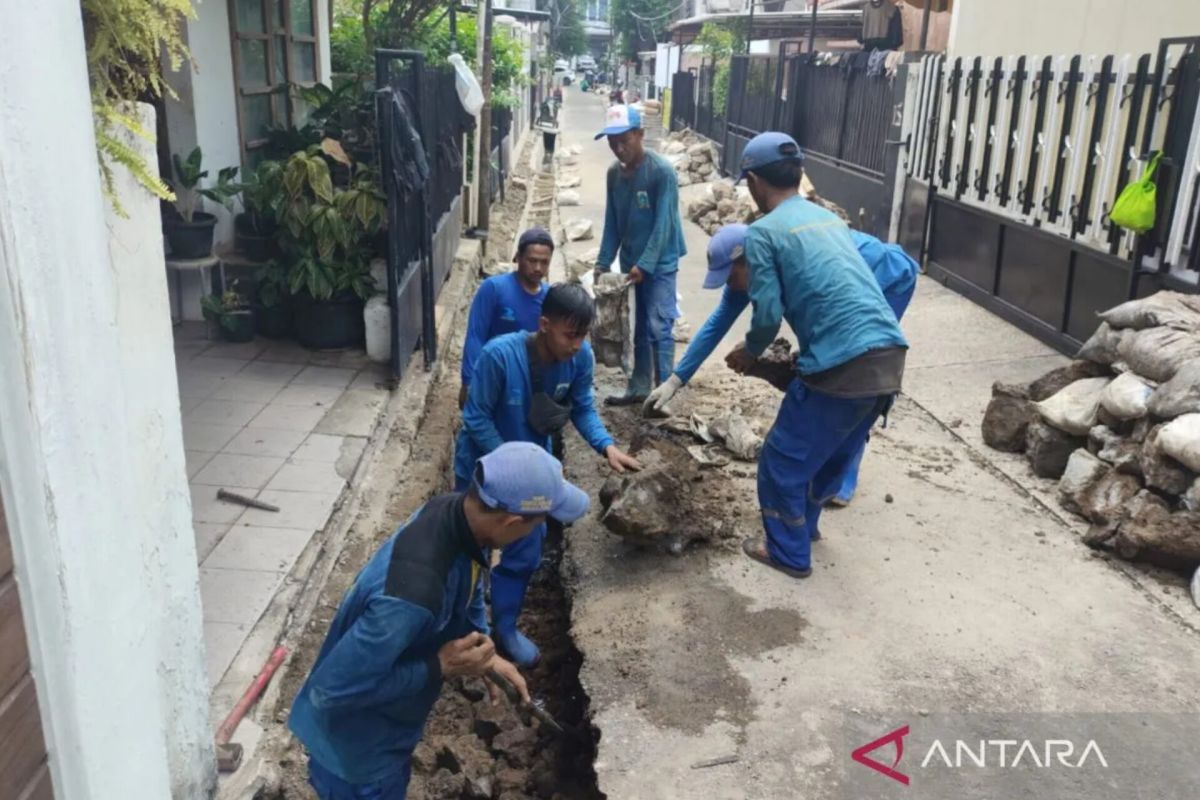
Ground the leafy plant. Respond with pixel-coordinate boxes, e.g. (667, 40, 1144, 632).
(201, 288, 251, 333)
(254, 259, 290, 308)
(238, 160, 285, 235)
(81, 0, 194, 215)
(276, 147, 384, 301)
(171, 148, 239, 223)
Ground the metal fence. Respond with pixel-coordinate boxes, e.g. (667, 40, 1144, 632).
(670, 71, 696, 132)
(375, 50, 471, 379)
(904, 39, 1200, 273)
(789, 56, 894, 176)
(695, 61, 726, 147)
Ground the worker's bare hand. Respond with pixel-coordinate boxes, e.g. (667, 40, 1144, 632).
(626, 266, 645, 285)
(605, 445, 642, 473)
(458, 384, 468, 411)
(725, 343, 758, 374)
(484, 656, 531, 706)
(438, 632, 495, 678)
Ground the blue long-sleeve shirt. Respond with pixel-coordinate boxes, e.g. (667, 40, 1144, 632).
(289, 494, 488, 784)
(744, 196, 907, 374)
(453, 332, 614, 481)
(673, 231, 918, 384)
(596, 152, 687, 275)
(461, 272, 548, 386)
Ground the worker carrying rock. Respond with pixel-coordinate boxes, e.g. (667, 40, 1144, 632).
(719, 132, 909, 578)
(458, 227, 554, 410)
(454, 283, 641, 666)
(288, 442, 589, 800)
(593, 104, 687, 406)
(644, 220, 917, 506)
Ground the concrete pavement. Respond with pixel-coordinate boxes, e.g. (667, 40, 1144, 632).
(556, 89, 1200, 799)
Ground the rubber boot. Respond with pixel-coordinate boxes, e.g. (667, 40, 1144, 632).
(489, 569, 540, 667)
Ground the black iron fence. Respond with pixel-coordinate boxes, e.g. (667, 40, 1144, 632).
(375, 50, 471, 380)
(695, 61, 726, 147)
(789, 56, 894, 176)
(670, 71, 696, 132)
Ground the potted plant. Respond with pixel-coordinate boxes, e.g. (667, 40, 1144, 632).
(201, 286, 255, 343)
(254, 259, 292, 339)
(164, 147, 239, 259)
(276, 147, 384, 349)
(234, 160, 284, 261)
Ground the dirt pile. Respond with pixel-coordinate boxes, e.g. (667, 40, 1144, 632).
(405, 528, 601, 800)
(682, 172, 850, 236)
(659, 129, 720, 187)
(981, 292, 1200, 571)
(597, 412, 748, 554)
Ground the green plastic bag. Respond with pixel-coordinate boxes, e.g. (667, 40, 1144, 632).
(1109, 151, 1162, 234)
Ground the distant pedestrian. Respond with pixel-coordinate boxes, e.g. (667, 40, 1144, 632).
(594, 104, 687, 405)
(289, 442, 589, 800)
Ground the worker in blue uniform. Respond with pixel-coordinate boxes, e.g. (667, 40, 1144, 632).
(459, 227, 554, 408)
(289, 442, 589, 800)
(594, 104, 687, 406)
(723, 132, 909, 579)
(455, 283, 640, 666)
(644, 223, 918, 507)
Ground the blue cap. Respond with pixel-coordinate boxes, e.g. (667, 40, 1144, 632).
(595, 104, 642, 140)
(517, 227, 555, 252)
(705, 223, 749, 289)
(737, 131, 804, 182)
(472, 442, 590, 524)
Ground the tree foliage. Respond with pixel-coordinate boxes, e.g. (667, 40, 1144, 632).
(610, 0, 674, 61)
(552, 0, 588, 59)
(80, 0, 195, 214)
(330, 5, 528, 109)
(695, 21, 744, 114)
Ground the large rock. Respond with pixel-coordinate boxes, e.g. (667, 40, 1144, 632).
(1057, 449, 1108, 515)
(982, 382, 1035, 452)
(1026, 419, 1086, 479)
(1077, 468, 1142, 526)
(1087, 425, 1141, 474)
(564, 218, 594, 241)
(1111, 501, 1200, 571)
(1140, 423, 1194, 495)
(1028, 360, 1111, 402)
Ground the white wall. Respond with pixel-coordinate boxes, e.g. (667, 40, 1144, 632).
(0, 6, 215, 798)
(949, 0, 1200, 57)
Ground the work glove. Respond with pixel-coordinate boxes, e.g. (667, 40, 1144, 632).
(643, 373, 683, 418)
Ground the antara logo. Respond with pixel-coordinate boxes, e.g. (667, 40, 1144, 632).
(852, 725, 1109, 787)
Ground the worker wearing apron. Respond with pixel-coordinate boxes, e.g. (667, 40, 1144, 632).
(454, 283, 640, 665)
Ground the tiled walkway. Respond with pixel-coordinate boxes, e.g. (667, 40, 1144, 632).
(173, 324, 389, 686)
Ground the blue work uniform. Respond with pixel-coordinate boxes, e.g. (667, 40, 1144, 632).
(597, 151, 687, 394)
(289, 494, 488, 799)
(461, 272, 548, 388)
(744, 197, 908, 572)
(453, 333, 614, 656)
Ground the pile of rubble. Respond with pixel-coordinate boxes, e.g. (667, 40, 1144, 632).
(660, 128, 721, 187)
(685, 181, 757, 235)
(981, 292, 1200, 571)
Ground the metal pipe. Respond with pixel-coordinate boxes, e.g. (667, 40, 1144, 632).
(808, 0, 819, 54)
(920, 0, 933, 52)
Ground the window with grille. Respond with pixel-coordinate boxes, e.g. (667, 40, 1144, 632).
(229, 0, 320, 166)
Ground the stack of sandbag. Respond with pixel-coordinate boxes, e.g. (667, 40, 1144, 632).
(685, 181, 756, 234)
(658, 128, 717, 188)
(980, 291, 1200, 571)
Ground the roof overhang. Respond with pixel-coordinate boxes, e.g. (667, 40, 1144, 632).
(667, 9, 861, 45)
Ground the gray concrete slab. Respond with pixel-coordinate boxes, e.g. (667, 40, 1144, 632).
(554, 89, 1200, 800)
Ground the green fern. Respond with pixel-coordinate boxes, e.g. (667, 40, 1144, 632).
(81, 0, 195, 213)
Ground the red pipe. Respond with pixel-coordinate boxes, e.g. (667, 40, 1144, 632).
(216, 645, 289, 745)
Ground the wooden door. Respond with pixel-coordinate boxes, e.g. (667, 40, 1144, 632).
(0, 495, 53, 800)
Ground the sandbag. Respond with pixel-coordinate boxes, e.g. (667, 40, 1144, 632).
(1099, 371, 1154, 420)
(1115, 327, 1200, 383)
(1035, 377, 1111, 435)
(1076, 323, 1127, 365)
(1158, 414, 1200, 473)
(592, 272, 631, 368)
(1147, 360, 1200, 419)
(1098, 291, 1200, 331)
